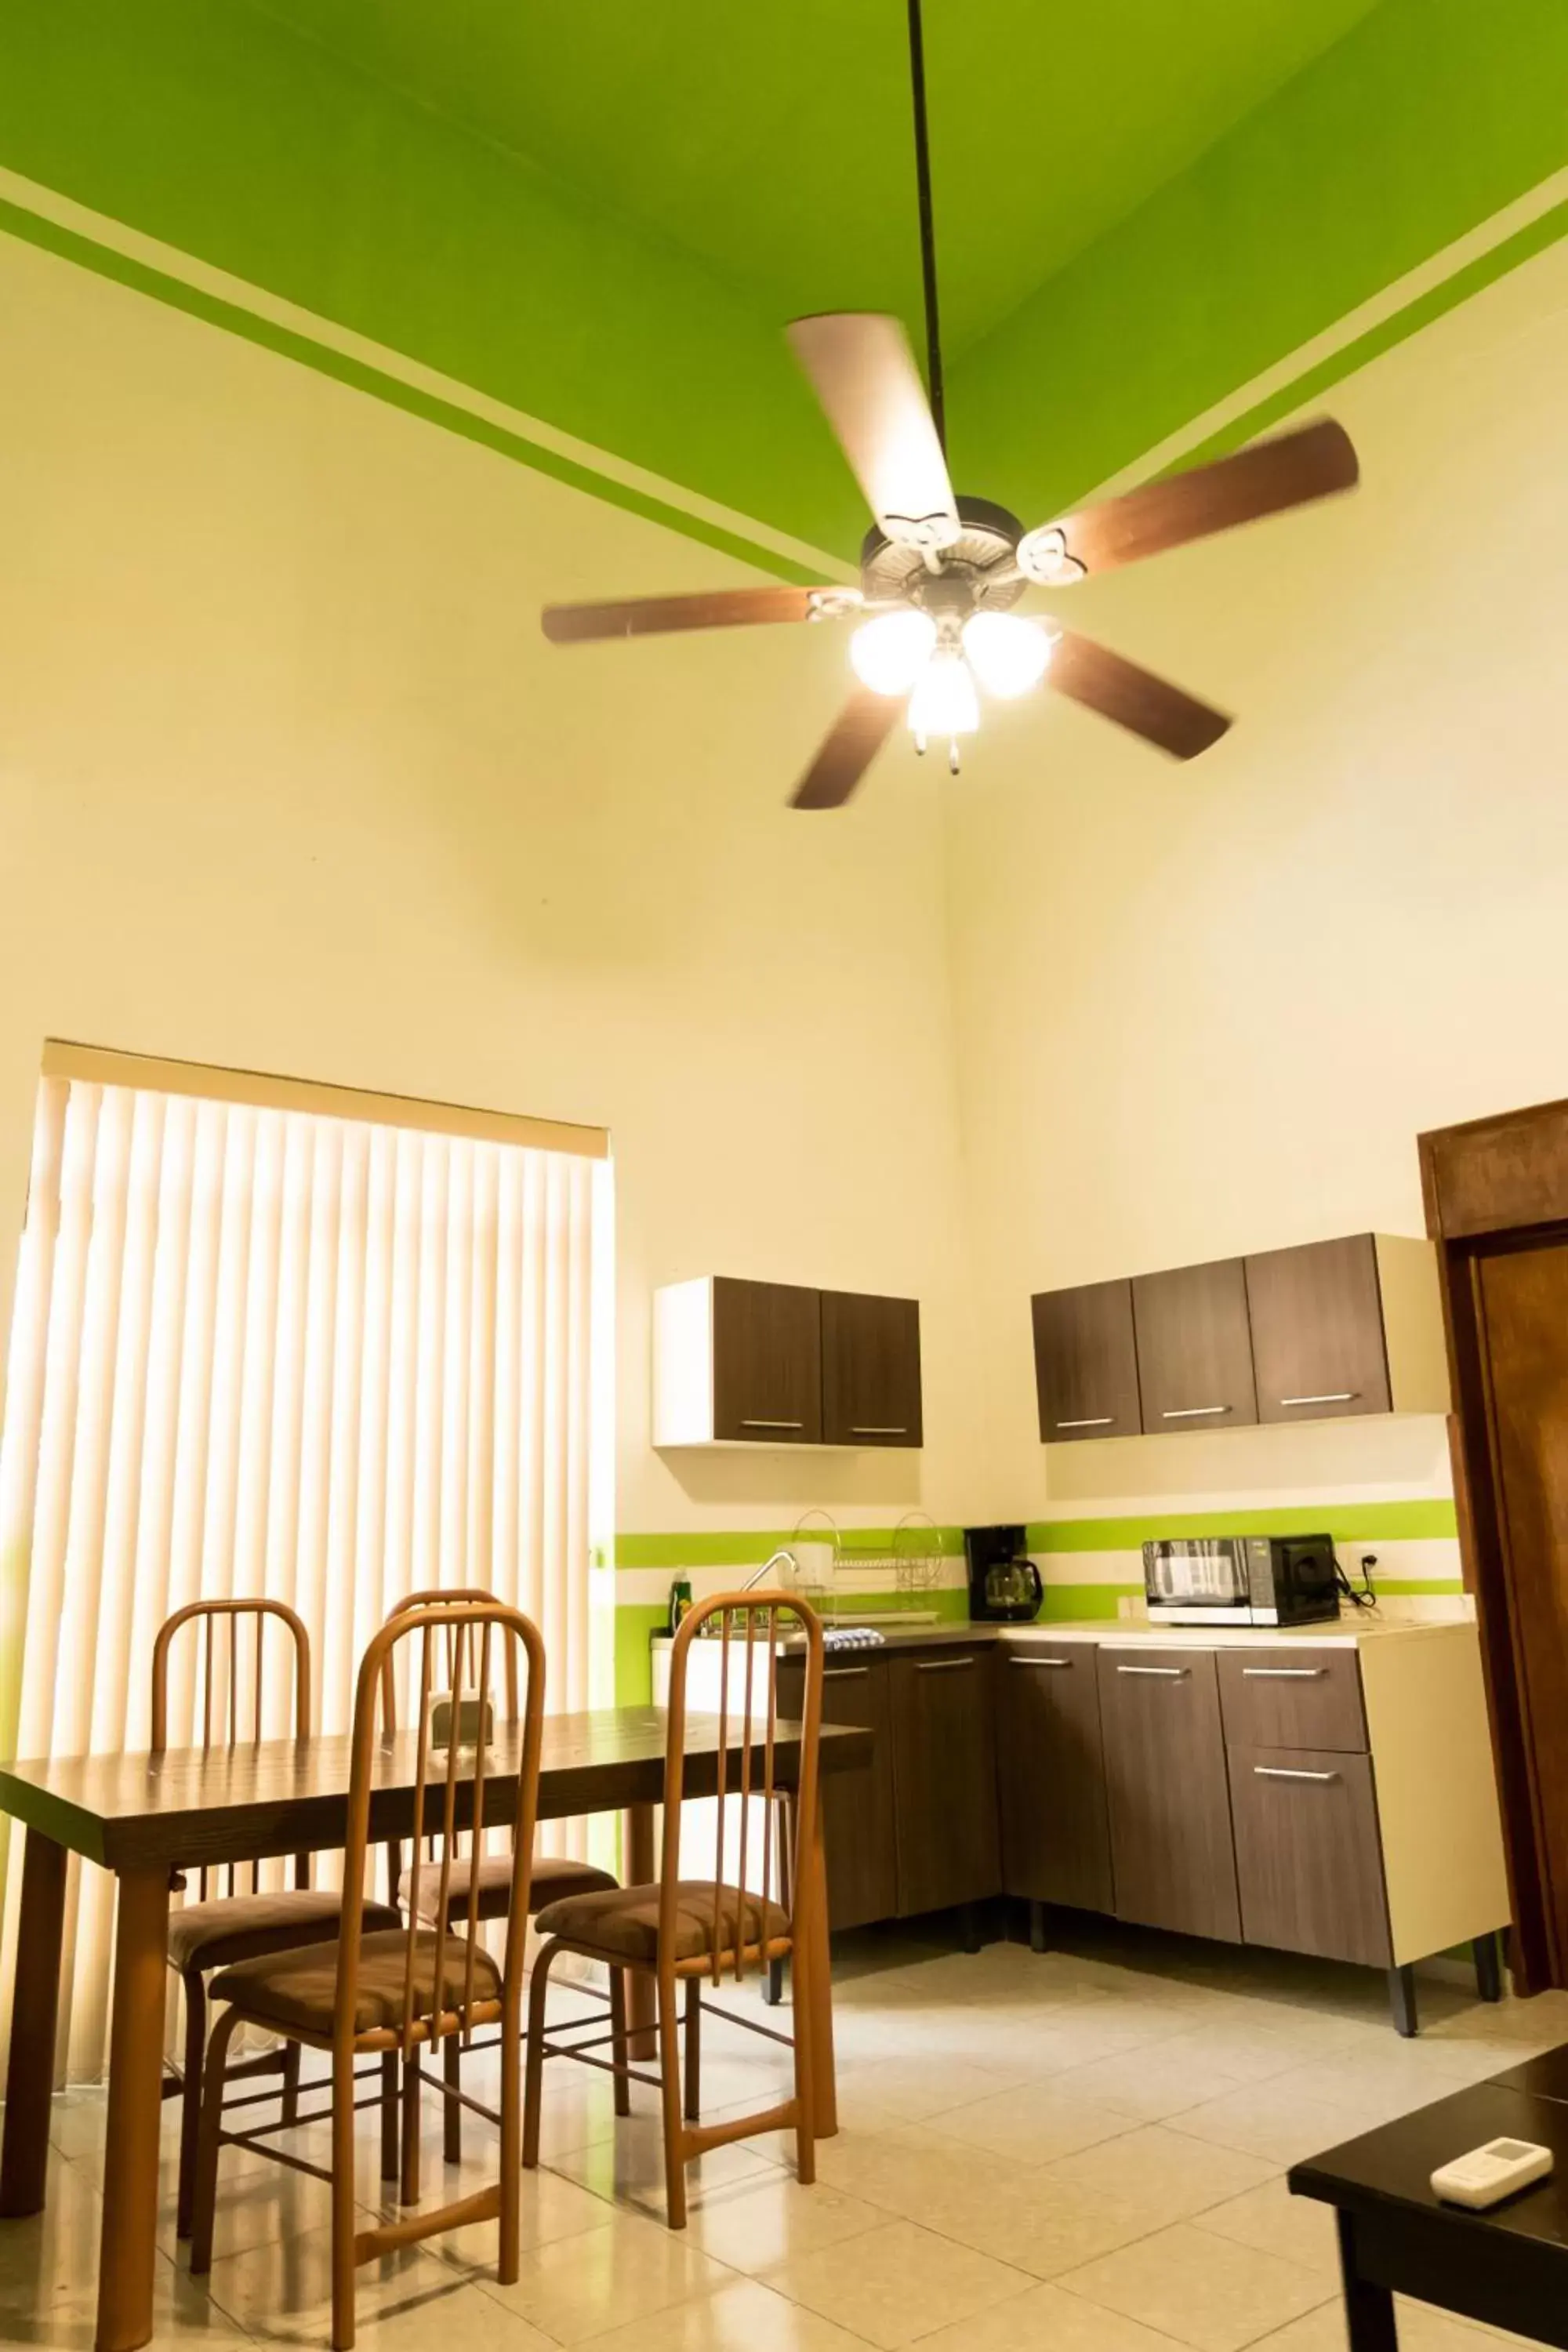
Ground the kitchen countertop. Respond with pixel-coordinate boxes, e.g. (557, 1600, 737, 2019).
(653, 1610, 1472, 1656)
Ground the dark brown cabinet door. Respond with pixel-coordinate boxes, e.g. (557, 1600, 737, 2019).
(996, 1644, 1113, 1911)
(1032, 1279, 1141, 1443)
(1096, 1646, 1241, 1940)
(1229, 1744, 1391, 1965)
(888, 1648, 1000, 1917)
(1131, 1259, 1258, 1433)
(711, 1277, 822, 1443)
(1217, 1646, 1367, 1753)
(822, 1291, 922, 1447)
(779, 1654, 897, 1931)
(1245, 1235, 1392, 1425)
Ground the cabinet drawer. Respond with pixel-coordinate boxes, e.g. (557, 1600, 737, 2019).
(1229, 1744, 1391, 1967)
(1218, 1647, 1367, 1751)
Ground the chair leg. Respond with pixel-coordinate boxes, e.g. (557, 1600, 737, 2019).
(499, 2008, 521, 2288)
(523, 1940, 561, 2171)
(608, 1969, 632, 2119)
(400, 2049, 422, 2205)
(175, 1968, 206, 2241)
(683, 1979, 701, 2124)
(657, 1966, 687, 2232)
(379, 2052, 399, 2184)
(281, 2037, 302, 2128)
(189, 2005, 243, 2276)
(443, 2034, 462, 2165)
(330, 2043, 358, 2352)
(789, 1936, 816, 2188)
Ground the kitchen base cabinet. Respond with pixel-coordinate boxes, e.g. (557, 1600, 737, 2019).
(778, 1655, 898, 1933)
(889, 1649, 1000, 1919)
(996, 1643, 1113, 1914)
(1229, 1744, 1392, 1969)
(1097, 1646, 1241, 1943)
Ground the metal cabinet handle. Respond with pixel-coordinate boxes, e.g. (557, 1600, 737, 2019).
(1116, 1664, 1189, 1678)
(1279, 1392, 1357, 1407)
(850, 1425, 908, 1436)
(917, 1657, 974, 1672)
(1162, 1404, 1230, 1419)
(1254, 1766, 1339, 1782)
(739, 1418, 804, 1430)
(1241, 1667, 1326, 1679)
(1011, 1657, 1071, 1669)
(1055, 1416, 1113, 1429)
(824, 1666, 870, 1680)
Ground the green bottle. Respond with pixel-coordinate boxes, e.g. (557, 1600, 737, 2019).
(668, 1575, 692, 1635)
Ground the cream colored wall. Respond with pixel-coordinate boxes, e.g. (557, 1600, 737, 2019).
(0, 229, 989, 1547)
(945, 234, 1568, 1519)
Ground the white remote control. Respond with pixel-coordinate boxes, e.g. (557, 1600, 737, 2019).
(1430, 2137, 1554, 2209)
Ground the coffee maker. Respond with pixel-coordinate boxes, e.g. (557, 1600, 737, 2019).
(966, 1525, 1043, 1623)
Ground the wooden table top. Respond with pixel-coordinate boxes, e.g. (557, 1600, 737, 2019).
(0, 1708, 872, 1874)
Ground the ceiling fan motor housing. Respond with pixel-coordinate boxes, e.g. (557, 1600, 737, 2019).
(859, 494, 1029, 614)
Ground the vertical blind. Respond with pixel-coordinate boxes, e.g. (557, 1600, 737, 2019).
(0, 1072, 603, 2083)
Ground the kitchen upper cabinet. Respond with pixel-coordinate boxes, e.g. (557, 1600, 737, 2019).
(1031, 1279, 1141, 1444)
(1245, 1234, 1449, 1425)
(822, 1291, 923, 1448)
(1097, 1646, 1241, 1941)
(653, 1276, 923, 1447)
(996, 1642, 1114, 1912)
(888, 1648, 1000, 1918)
(1131, 1258, 1258, 1434)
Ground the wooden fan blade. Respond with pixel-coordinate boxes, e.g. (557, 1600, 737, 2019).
(787, 313, 959, 549)
(542, 584, 844, 644)
(790, 687, 902, 809)
(1043, 419, 1359, 578)
(1050, 627, 1232, 760)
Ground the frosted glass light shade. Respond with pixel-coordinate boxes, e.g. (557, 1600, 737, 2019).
(848, 608, 937, 695)
(962, 611, 1053, 698)
(907, 649, 979, 740)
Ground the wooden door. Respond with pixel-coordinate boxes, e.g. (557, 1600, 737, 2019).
(779, 1653, 897, 1930)
(1131, 1258, 1258, 1433)
(1245, 1235, 1392, 1425)
(1096, 1646, 1241, 1940)
(821, 1291, 923, 1447)
(1472, 1240, 1568, 1969)
(1032, 1279, 1141, 1443)
(888, 1647, 1000, 1917)
(711, 1277, 822, 1443)
(996, 1644, 1113, 1911)
(1229, 1745, 1391, 1966)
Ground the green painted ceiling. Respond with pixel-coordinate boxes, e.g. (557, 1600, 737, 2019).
(252, 0, 1383, 358)
(0, 0, 1564, 564)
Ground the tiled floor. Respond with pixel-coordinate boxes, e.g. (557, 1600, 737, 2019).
(9, 1922, 1567, 2350)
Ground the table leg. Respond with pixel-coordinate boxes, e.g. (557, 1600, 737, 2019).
(96, 1866, 171, 2352)
(1336, 2212, 1398, 2352)
(625, 1803, 656, 2060)
(801, 1788, 837, 2139)
(0, 1829, 68, 2216)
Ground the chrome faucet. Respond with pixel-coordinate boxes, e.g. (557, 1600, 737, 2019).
(739, 1548, 797, 1594)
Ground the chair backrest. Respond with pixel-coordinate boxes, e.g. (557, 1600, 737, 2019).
(151, 1598, 313, 1897)
(339, 1599, 545, 2059)
(659, 1592, 823, 1984)
(379, 1588, 521, 1728)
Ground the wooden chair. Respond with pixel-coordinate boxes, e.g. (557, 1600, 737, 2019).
(191, 1599, 545, 2350)
(154, 1599, 401, 2239)
(381, 1587, 619, 2170)
(523, 1591, 824, 2228)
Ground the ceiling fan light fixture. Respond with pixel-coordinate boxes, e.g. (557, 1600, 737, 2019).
(849, 606, 938, 695)
(962, 610, 1054, 698)
(907, 647, 979, 743)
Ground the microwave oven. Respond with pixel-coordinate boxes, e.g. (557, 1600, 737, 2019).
(1142, 1534, 1340, 1627)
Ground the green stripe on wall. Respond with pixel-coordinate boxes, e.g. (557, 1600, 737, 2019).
(1028, 1502, 1457, 1552)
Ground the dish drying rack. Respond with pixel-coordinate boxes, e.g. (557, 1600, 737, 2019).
(784, 1510, 948, 1621)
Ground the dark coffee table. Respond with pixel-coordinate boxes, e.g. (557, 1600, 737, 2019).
(1290, 2047, 1568, 2349)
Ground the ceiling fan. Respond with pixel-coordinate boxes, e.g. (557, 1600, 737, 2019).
(541, 1, 1359, 809)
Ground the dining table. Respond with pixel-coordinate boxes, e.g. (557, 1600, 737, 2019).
(0, 1704, 869, 2352)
